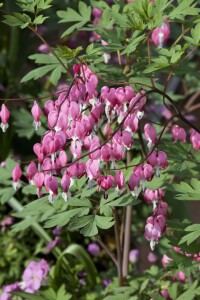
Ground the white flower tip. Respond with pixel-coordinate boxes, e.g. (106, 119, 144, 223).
(12, 181, 21, 191)
(150, 240, 156, 251)
(0, 123, 9, 132)
(32, 120, 41, 131)
(62, 191, 71, 202)
(137, 111, 144, 119)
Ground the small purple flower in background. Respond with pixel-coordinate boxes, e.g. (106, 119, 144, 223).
(1, 216, 14, 232)
(38, 44, 49, 53)
(87, 242, 100, 256)
(79, 278, 86, 286)
(52, 227, 63, 235)
(129, 249, 139, 264)
(147, 252, 158, 263)
(45, 237, 60, 253)
(102, 279, 112, 287)
(0, 282, 19, 300)
(20, 259, 50, 293)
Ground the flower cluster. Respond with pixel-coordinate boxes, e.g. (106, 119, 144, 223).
(143, 187, 168, 250)
(7, 61, 198, 250)
(0, 259, 50, 299)
(20, 259, 50, 293)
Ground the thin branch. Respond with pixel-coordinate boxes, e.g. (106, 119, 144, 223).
(184, 90, 200, 111)
(96, 237, 118, 268)
(112, 208, 123, 286)
(28, 25, 73, 78)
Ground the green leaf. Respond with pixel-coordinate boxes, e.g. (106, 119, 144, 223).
(139, 278, 149, 293)
(179, 224, 200, 245)
(56, 45, 83, 59)
(49, 66, 62, 86)
(121, 34, 145, 55)
(95, 215, 114, 229)
(11, 291, 46, 300)
(36, 0, 53, 12)
(80, 216, 98, 236)
(0, 158, 16, 181)
(44, 208, 90, 228)
(21, 65, 56, 82)
(191, 23, 200, 45)
(22, 185, 37, 195)
(168, 283, 178, 300)
(56, 285, 72, 300)
(33, 15, 49, 25)
(12, 217, 37, 232)
(20, 53, 67, 85)
(168, 0, 199, 19)
(3, 13, 31, 29)
(57, 1, 91, 37)
(107, 194, 140, 207)
(0, 187, 16, 204)
(176, 281, 200, 300)
(12, 108, 37, 139)
(145, 174, 166, 190)
(63, 244, 98, 287)
(173, 178, 200, 200)
(67, 198, 92, 207)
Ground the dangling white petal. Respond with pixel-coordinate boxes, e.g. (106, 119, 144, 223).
(137, 111, 144, 119)
(62, 191, 71, 202)
(0, 122, 8, 133)
(32, 120, 41, 131)
(150, 240, 156, 251)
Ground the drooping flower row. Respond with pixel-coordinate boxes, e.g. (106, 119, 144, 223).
(3, 64, 198, 249)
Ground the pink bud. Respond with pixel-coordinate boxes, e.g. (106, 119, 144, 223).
(173, 271, 185, 282)
(116, 170, 125, 190)
(61, 172, 71, 193)
(41, 158, 52, 175)
(125, 86, 134, 101)
(145, 215, 166, 250)
(34, 172, 44, 198)
(161, 290, 169, 299)
(31, 101, 42, 130)
(86, 159, 100, 180)
(44, 175, 58, 203)
(172, 125, 186, 143)
(0, 104, 10, 132)
(26, 162, 37, 182)
(33, 143, 44, 163)
(151, 23, 170, 48)
(144, 124, 157, 149)
(161, 254, 172, 267)
(154, 201, 168, 217)
(12, 165, 22, 190)
(97, 175, 115, 191)
(147, 151, 168, 176)
(92, 7, 102, 18)
(73, 64, 81, 74)
(190, 129, 200, 149)
(128, 173, 140, 198)
(44, 100, 55, 116)
(70, 140, 82, 160)
(101, 144, 111, 162)
(145, 222, 162, 250)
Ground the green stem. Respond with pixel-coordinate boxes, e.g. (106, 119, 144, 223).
(28, 25, 73, 79)
(112, 208, 123, 286)
(122, 151, 133, 278)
